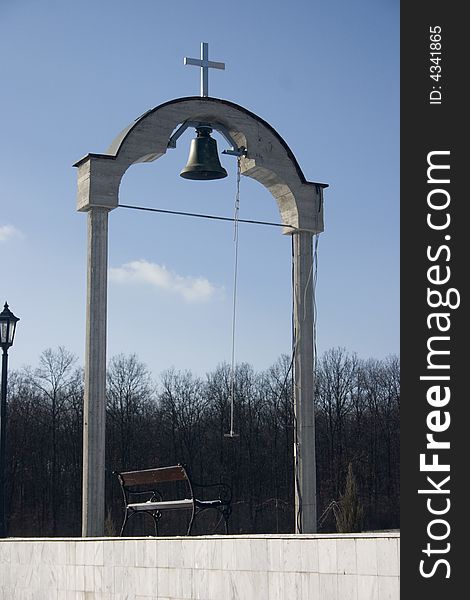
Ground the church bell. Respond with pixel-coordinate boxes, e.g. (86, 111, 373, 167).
(180, 127, 228, 180)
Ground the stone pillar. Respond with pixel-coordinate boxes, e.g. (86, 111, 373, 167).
(82, 206, 109, 537)
(292, 230, 317, 533)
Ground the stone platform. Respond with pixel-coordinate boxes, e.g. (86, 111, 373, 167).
(0, 532, 399, 599)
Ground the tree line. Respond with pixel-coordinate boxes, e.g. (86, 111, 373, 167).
(4, 346, 399, 536)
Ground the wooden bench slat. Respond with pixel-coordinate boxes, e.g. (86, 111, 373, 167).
(119, 465, 187, 487)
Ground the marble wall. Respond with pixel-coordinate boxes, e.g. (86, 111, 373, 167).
(0, 532, 399, 599)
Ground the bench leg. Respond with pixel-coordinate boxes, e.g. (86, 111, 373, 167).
(120, 509, 146, 536)
(151, 511, 161, 537)
(188, 505, 231, 536)
(120, 509, 162, 537)
(187, 505, 197, 536)
(120, 509, 131, 537)
(222, 505, 231, 535)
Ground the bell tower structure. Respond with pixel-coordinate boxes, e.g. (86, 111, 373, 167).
(75, 47, 327, 537)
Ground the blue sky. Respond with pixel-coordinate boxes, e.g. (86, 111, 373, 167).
(1, 0, 399, 376)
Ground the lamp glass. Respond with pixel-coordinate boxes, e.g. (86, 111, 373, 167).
(0, 304, 19, 348)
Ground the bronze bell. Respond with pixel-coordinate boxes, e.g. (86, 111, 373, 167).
(180, 127, 228, 180)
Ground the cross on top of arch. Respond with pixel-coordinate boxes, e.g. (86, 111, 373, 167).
(184, 42, 225, 97)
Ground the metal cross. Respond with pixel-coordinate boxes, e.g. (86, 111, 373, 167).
(184, 42, 225, 97)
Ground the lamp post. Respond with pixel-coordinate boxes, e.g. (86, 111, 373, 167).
(0, 302, 19, 538)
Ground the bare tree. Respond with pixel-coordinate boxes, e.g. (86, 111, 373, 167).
(159, 369, 208, 477)
(31, 347, 78, 534)
(316, 348, 358, 496)
(106, 353, 155, 470)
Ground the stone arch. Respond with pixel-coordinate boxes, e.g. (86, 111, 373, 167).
(75, 96, 326, 231)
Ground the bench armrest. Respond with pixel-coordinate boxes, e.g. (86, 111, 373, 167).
(126, 489, 163, 503)
(192, 481, 232, 504)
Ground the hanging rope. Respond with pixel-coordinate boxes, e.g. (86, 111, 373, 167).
(225, 157, 241, 439)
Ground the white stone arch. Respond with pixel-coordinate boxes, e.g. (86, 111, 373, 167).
(75, 96, 327, 536)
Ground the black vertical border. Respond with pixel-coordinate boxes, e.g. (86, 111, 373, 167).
(401, 2, 466, 597)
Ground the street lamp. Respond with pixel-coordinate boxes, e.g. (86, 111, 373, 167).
(0, 302, 19, 537)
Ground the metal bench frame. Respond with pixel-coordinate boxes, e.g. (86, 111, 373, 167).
(115, 464, 232, 536)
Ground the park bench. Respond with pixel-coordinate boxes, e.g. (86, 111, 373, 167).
(115, 464, 232, 536)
